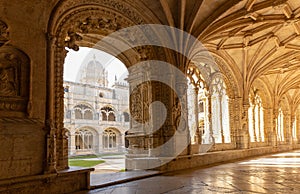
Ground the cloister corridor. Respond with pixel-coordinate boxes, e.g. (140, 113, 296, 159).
(75, 150, 300, 193)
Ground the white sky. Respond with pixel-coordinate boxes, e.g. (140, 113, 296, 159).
(64, 47, 128, 86)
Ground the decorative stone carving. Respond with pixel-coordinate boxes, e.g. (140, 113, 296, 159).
(44, 119, 57, 173)
(64, 31, 82, 51)
(0, 45, 30, 117)
(0, 20, 9, 47)
(77, 16, 120, 34)
(130, 86, 143, 123)
(0, 58, 18, 97)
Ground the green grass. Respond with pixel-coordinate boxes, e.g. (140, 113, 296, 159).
(69, 153, 125, 159)
(69, 155, 99, 159)
(69, 159, 105, 167)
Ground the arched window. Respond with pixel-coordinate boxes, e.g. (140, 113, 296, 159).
(103, 129, 117, 149)
(101, 112, 107, 120)
(187, 65, 208, 144)
(74, 104, 94, 120)
(84, 110, 93, 120)
(108, 112, 115, 121)
(75, 129, 93, 150)
(74, 109, 82, 119)
(277, 108, 284, 142)
(211, 77, 231, 143)
(248, 93, 264, 142)
(101, 106, 115, 121)
(123, 112, 130, 122)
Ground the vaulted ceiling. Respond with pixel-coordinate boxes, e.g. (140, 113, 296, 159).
(199, 0, 300, 107)
(63, 0, 300, 110)
(137, 0, 300, 110)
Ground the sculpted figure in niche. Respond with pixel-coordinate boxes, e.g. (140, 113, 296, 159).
(0, 56, 18, 97)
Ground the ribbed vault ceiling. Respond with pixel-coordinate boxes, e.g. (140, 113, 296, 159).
(73, 0, 300, 110)
(147, 0, 300, 109)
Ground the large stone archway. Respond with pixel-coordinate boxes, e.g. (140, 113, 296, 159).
(46, 0, 176, 172)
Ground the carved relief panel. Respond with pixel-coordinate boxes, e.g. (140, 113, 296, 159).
(0, 23, 30, 117)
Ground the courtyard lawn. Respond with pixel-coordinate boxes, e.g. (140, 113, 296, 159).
(69, 159, 105, 167)
(69, 155, 99, 159)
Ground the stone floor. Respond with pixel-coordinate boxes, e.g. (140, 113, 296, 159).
(74, 150, 300, 193)
(92, 155, 125, 174)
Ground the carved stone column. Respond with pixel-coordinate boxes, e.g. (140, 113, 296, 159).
(236, 100, 250, 149)
(290, 115, 296, 145)
(70, 133, 76, 155)
(264, 108, 272, 146)
(252, 104, 257, 142)
(125, 62, 188, 170)
(284, 112, 292, 145)
(227, 97, 235, 144)
(126, 65, 151, 157)
(272, 108, 279, 147)
(194, 88, 201, 144)
(257, 105, 261, 142)
(44, 120, 57, 173)
(218, 95, 224, 143)
(206, 94, 214, 144)
(297, 114, 300, 144)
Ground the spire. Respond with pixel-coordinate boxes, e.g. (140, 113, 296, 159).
(115, 75, 117, 81)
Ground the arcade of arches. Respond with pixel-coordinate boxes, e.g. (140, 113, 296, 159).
(63, 53, 129, 155)
(2, 0, 300, 193)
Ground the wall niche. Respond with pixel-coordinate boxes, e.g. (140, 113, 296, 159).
(0, 45, 30, 117)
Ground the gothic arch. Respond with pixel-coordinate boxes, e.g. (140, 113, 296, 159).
(100, 105, 116, 121)
(73, 103, 94, 120)
(74, 127, 98, 151)
(73, 102, 94, 110)
(210, 72, 233, 99)
(102, 127, 121, 150)
(210, 51, 242, 98)
(252, 78, 273, 109)
(46, 0, 157, 170)
(76, 126, 98, 136)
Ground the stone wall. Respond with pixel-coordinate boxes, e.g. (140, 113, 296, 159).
(0, 0, 55, 178)
(156, 145, 300, 172)
(0, 167, 92, 193)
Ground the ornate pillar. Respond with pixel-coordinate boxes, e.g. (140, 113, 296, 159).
(263, 107, 271, 145)
(285, 112, 292, 145)
(252, 104, 257, 142)
(272, 108, 279, 147)
(297, 114, 300, 144)
(228, 97, 235, 144)
(291, 115, 296, 145)
(236, 100, 250, 149)
(70, 133, 76, 155)
(206, 93, 214, 144)
(194, 88, 201, 144)
(257, 105, 261, 142)
(125, 65, 151, 157)
(98, 133, 103, 153)
(44, 120, 57, 173)
(45, 34, 58, 173)
(218, 95, 224, 143)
